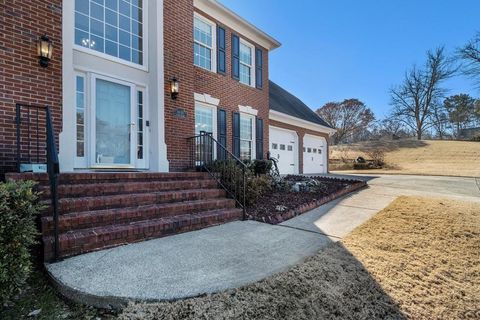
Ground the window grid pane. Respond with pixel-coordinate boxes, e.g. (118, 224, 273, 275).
(239, 42, 252, 85)
(75, 0, 143, 65)
(137, 91, 144, 160)
(76, 76, 85, 157)
(240, 115, 253, 160)
(193, 16, 213, 70)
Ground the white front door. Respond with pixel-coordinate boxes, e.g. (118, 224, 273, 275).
(303, 135, 327, 174)
(269, 126, 297, 174)
(91, 76, 137, 168)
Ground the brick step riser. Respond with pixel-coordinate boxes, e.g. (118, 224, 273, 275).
(37, 180, 219, 199)
(55, 189, 227, 214)
(38, 189, 227, 215)
(41, 198, 237, 234)
(43, 209, 243, 260)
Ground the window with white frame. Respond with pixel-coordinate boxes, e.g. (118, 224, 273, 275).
(194, 15, 215, 71)
(240, 114, 255, 160)
(76, 75, 86, 158)
(74, 0, 144, 65)
(239, 41, 253, 86)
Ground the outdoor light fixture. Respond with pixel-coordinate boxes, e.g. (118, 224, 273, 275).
(37, 35, 53, 68)
(170, 77, 179, 100)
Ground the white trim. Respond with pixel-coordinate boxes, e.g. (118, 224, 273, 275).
(194, 92, 220, 106)
(74, 45, 148, 72)
(239, 38, 255, 87)
(73, 0, 149, 71)
(269, 110, 337, 135)
(238, 105, 258, 116)
(193, 12, 217, 73)
(193, 0, 281, 50)
(269, 125, 299, 175)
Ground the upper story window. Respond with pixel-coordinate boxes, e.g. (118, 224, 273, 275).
(194, 14, 216, 72)
(239, 40, 254, 86)
(75, 0, 144, 65)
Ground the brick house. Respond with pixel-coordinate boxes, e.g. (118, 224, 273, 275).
(1, 0, 334, 260)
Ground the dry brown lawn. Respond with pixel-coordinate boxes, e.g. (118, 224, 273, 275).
(330, 139, 480, 177)
(119, 196, 480, 320)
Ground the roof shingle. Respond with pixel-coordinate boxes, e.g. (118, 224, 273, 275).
(269, 81, 332, 128)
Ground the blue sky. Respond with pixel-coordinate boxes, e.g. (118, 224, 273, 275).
(220, 0, 480, 119)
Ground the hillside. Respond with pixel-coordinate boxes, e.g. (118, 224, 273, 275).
(330, 139, 480, 177)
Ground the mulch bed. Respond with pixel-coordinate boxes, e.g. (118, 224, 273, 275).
(246, 176, 366, 224)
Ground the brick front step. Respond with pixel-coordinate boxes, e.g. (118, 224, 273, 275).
(43, 208, 243, 260)
(6, 172, 210, 185)
(56, 188, 227, 214)
(42, 198, 236, 234)
(38, 179, 218, 198)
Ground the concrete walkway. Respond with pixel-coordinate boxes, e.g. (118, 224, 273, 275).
(46, 174, 480, 308)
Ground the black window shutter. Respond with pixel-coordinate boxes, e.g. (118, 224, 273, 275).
(217, 26, 226, 75)
(231, 34, 240, 80)
(256, 118, 264, 159)
(255, 48, 263, 89)
(217, 109, 227, 160)
(232, 112, 240, 157)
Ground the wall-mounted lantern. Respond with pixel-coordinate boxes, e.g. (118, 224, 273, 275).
(170, 77, 179, 100)
(37, 35, 53, 68)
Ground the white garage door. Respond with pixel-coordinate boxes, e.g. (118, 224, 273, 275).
(303, 135, 327, 174)
(269, 127, 297, 174)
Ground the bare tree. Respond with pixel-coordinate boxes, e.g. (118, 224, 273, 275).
(458, 32, 480, 90)
(390, 47, 457, 140)
(316, 99, 375, 144)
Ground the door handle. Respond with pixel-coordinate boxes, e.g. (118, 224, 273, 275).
(277, 154, 280, 159)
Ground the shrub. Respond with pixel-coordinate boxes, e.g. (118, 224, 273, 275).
(251, 160, 272, 176)
(0, 181, 43, 304)
(353, 162, 371, 170)
(365, 148, 385, 167)
(205, 160, 273, 206)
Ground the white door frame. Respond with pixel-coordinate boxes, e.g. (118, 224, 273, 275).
(89, 74, 137, 169)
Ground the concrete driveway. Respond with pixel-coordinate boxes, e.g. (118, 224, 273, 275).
(46, 174, 480, 308)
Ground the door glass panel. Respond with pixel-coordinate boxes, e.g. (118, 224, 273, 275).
(95, 79, 131, 165)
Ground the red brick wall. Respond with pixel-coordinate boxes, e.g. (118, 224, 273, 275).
(0, 1, 62, 176)
(269, 119, 330, 173)
(164, 0, 270, 171)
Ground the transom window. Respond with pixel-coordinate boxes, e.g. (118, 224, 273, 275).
(239, 41, 253, 86)
(194, 15, 215, 71)
(240, 114, 254, 160)
(75, 0, 144, 65)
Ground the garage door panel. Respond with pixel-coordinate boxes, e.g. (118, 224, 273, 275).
(269, 127, 297, 175)
(303, 135, 327, 174)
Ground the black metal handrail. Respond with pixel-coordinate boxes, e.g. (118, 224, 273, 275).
(187, 132, 247, 219)
(16, 104, 60, 260)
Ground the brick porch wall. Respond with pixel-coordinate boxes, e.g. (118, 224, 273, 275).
(0, 1, 63, 176)
(269, 119, 331, 174)
(163, 0, 270, 171)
